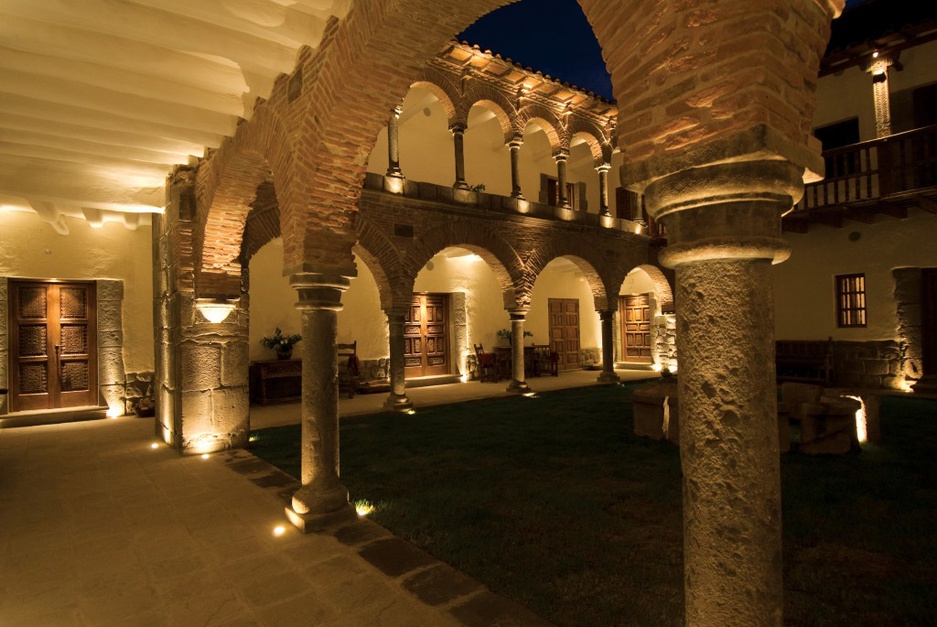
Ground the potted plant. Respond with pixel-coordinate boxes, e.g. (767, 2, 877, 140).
(261, 327, 302, 360)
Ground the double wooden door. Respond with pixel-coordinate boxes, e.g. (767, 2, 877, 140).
(404, 293, 449, 378)
(549, 298, 580, 370)
(620, 294, 653, 363)
(9, 280, 97, 411)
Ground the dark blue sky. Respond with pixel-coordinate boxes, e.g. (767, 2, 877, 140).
(459, 0, 873, 103)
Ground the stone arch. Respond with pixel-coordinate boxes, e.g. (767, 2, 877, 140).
(405, 221, 523, 310)
(194, 106, 296, 297)
(515, 103, 563, 152)
(461, 83, 515, 143)
(633, 264, 674, 313)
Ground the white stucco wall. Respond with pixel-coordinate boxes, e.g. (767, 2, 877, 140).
(0, 209, 154, 372)
(774, 210, 937, 341)
(528, 259, 602, 351)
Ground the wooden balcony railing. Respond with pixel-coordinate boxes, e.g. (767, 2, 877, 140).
(795, 124, 937, 213)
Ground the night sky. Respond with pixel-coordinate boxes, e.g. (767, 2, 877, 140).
(458, 0, 874, 103)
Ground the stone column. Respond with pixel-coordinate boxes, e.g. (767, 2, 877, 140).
(868, 57, 893, 139)
(555, 151, 570, 208)
(451, 122, 469, 189)
(507, 311, 530, 394)
(597, 310, 619, 383)
(597, 163, 611, 217)
(287, 273, 357, 532)
(644, 160, 802, 626)
(383, 307, 412, 411)
(509, 138, 524, 199)
(386, 105, 404, 178)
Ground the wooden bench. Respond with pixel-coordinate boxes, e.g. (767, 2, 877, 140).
(776, 339, 833, 385)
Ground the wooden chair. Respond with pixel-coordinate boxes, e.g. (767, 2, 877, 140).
(337, 341, 359, 399)
(533, 344, 559, 377)
(474, 343, 498, 382)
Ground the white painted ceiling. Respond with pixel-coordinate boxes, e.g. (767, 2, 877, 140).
(0, 0, 348, 232)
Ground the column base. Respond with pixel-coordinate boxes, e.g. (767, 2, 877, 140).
(453, 181, 470, 190)
(383, 393, 413, 412)
(511, 191, 526, 200)
(288, 484, 354, 533)
(285, 503, 358, 533)
(597, 371, 620, 383)
(507, 380, 530, 394)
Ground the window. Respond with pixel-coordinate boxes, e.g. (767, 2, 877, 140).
(836, 273, 867, 327)
(545, 176, 576, 208)
(814, 118, 860, 178)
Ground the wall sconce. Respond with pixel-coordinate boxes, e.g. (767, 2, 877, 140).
(195, 297, 238, 323)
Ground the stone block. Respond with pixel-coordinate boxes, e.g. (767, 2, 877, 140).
(97, 300, 122, 333)
(99, 347, 126, 386)
(211, 386, 250, 434)
(98, 329, 123, 349)
(181, 343, 221, 391)
(181, 390, 213, 432)
(221, 341, 249, 387)
(97, 279, 123, 302)
(100, 384, 125, 413)
(0, 350, 6, 386)
(896, 303, 921, 328)
(862, 360, 889, 376)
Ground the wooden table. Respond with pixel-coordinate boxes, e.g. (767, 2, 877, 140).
(249, 358, 302, 405)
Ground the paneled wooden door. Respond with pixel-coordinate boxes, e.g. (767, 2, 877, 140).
(10, 280, 97, 411)
(548, 298, 580, 370)
(620, 294, 653, 363)
(404, 293, 449, 378)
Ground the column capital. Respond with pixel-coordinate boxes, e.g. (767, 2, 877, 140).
(553, 149, 569, 162)
(392, 104, 403, 117)
(644, 160, 802, 268)
(290, 272, 351, 311)
(508, 136, 524, 149)
(508, 308, 529, 320)
(595, 162, 612, 173)
(383, 306, 408, 320)
(598, 308, 617, 319)
(449, 121, 467, 134)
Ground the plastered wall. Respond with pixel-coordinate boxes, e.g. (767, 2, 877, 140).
(0, 210, 154, 373)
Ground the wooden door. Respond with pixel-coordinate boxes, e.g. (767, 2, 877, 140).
(620, 294, 653, 363)
(404, 293, 449, 378)
(548, 298, 580, 370)
(10, 281, 97, 411)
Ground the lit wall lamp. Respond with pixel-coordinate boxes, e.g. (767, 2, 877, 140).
(195, 297, 238, 323)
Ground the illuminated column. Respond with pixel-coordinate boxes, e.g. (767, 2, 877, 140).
(597, 310, 619, 383)
(869, 56, 893, 138)
(597, 163, 611, 217)
(555, 151, 570, 208)
(507, 311, 530, 394)
(383, 307, 412, 411)
(451, 122, 469, 189)
(645, 160, 801, 626)
(287, 273, 356, 532)
(386, 105, 404, 178)
(509, 138, 524, 199)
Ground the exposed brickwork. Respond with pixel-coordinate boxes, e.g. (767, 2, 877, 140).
(832, 340, 903, 390)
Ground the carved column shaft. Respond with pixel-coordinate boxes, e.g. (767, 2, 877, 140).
(509, 139, 524, 199)
(597, 310, 619, 383)
(597, 164, 611, 216)
(555, 152, 570, 208)
(384, 308, 412, 411)
(872, 68, 892, 139)
(645, 160, 802, 626)
(387, 105, 403, 178)
(507, 312, 530, 393)
(451, 123, 468, 189)
(288, 274, 356, 531)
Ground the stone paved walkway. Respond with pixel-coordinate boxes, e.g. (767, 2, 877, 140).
(4, 377, 671, 626)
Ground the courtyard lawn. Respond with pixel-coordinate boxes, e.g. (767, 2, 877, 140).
(249, 384, 937, 627)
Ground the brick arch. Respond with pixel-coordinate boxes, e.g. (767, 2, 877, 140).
(527, 241, 614, 311)
(411, 69, 461, 127)
(281, 0, 515, 276)
(404, 222, 523, 310)
(194, 106, 296, 297)
(240, 181, 280, 264)
(461, 84, 515, 144)
(354, 214, 411, 310)
(631, 264, 675, 313)
(568, 117, 609, 167)
(575, 0, 841, 185)
(515, 103, 562, 152)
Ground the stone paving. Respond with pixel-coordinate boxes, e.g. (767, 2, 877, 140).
(0, 369, 655, 626)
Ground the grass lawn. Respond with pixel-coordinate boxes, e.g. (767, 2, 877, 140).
(249, 383, 937, 626)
